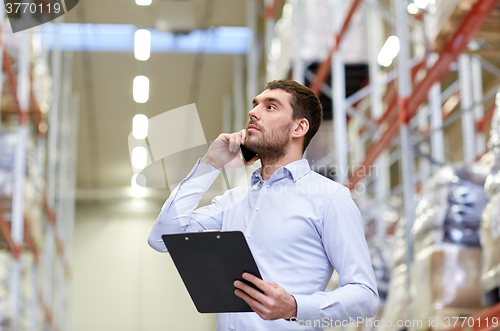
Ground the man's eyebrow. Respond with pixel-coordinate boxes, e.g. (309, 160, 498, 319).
(265, 97, 283, 106)
(253, 97, 283, 107)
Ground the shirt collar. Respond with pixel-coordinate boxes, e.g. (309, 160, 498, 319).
(251, 159, 311, 185)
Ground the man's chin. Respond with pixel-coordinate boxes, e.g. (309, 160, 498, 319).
(244, 134, 257, 144)
(244, 141, 260, 154)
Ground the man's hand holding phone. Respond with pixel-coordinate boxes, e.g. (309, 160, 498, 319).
(201, 130, 259, 169)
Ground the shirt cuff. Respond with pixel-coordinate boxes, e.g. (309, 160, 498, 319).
(293, 293, 320, 323)
(183, 158, 220, 191)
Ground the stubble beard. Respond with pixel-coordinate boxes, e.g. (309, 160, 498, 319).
(245, 121, 292, 165)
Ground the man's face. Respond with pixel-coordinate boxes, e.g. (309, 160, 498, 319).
(244, 88, 294, 161)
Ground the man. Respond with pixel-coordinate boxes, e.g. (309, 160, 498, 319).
(148, 80, 379, 330)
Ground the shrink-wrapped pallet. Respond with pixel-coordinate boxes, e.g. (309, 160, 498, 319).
(412, 165, 488, 247)
(481, 91, 500, 303)
(480, 192, 500, 301)
(410, 164, 487, 329)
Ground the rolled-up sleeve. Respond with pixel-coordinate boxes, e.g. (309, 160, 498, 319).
(294, 187, 379, 323)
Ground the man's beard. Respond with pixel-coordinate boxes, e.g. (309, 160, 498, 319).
(244, 121, 292, 164)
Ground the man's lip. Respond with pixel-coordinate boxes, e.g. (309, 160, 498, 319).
(247, 125, 260, 131)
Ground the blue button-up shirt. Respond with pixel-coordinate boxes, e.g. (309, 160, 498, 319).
(149, 159, 379, 331)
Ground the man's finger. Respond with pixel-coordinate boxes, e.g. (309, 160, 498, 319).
(234, 289, 268, 315)
(242, 273, 271, 293)
(228, 134, 236, 152)
(240, 129, 246, 144)
(234, 280, 269, 304)
(218, 133, 230, 142)
(234, 133, 242, 149)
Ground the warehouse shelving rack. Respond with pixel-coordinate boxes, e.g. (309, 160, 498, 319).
(0, 19, 78, 331)
(256, 0, 500, 329)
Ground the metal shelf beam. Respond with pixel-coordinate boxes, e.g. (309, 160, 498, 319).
(309, 0, 363, 96)
(347, 0, 500, 190)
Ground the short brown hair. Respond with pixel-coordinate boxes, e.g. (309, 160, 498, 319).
(264, 79, 323, 153)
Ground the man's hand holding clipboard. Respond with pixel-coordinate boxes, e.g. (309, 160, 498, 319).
(234, 272, 298, 321)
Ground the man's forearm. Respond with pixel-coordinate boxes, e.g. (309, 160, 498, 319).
(148, 160, 220, 252)
(293, 283, 379, 324)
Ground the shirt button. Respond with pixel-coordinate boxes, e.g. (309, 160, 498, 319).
(247, 234, 252, 238)
(230, 326, 235, 330)
(255, 207, 260, 212)
(266, 184, 270, 188)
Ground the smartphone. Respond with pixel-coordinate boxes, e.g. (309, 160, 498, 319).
(240, 144, 258, 163)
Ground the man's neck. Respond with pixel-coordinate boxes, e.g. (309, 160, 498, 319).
(260, 153, 302, 181)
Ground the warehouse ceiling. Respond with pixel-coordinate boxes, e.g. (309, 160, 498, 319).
(66, 0, 248, 196)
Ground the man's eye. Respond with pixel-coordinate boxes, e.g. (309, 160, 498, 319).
(268, 105, 276, 110)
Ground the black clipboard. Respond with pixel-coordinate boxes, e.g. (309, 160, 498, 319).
(162, 231, 262, 313)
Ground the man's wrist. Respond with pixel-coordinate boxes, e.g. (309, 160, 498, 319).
(200, 155, 220, 169)
(200, 155, 210, 165)
(284, 295, 298, 320)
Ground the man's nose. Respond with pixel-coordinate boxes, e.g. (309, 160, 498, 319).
(248, 106, 259, 120)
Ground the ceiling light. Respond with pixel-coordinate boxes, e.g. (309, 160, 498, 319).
(39, 122, 48, 134)
(377, 36, 400, 67)
(283, 3, 293, 15)
(407, 3, 419, 14)
(131, 174, 147, 198)
(34, 61, 46, 75)
(136, 0, 152, 6)
(133, 114, 149, 139)
(40, 101, 49, 113)
(133, 75, 149, 103)
(414, 0, 429, 9)
(134, 29, 151, 61)
(132, 146, 148, 169)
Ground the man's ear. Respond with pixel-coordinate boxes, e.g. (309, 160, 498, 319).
(292, 118, 309, 139)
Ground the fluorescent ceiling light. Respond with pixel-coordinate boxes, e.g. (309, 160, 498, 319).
(136, 0, 152, 6)
(133, 75, 149, 103)
(377, 36, 400, 67)
(132, 146, 148, 169)
(133, 114, 149, 139)
(407, 3, 419, 14)
(414, 0, 429, 9)
(283, 3, 293, 15)
(134, 29, 151, 61)
(43, 23, 252, 55)
(131, 174, 147, 198)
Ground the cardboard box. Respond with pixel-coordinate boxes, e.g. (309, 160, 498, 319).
(412, 245, 483, 325)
